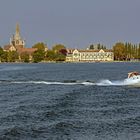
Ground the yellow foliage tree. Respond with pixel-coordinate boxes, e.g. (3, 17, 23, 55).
(113, 42, 126, 61)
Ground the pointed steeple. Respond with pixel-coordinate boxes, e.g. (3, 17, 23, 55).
(10, 23, 25, 48)
(15, 23, 20, 40)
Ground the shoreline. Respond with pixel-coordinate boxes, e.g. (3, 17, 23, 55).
(0, 60, 140, 64)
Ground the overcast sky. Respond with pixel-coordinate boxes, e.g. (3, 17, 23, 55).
(0, 0, 140, 48)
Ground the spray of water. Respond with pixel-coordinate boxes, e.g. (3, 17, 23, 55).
(12, 81, 96, 86)
(97, 78, 140, 86)
(1, 78, 140, 86)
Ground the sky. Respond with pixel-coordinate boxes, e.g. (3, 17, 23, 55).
(0, 0, 140, 49)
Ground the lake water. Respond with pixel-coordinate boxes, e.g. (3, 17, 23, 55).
(0, 62, 140, 140)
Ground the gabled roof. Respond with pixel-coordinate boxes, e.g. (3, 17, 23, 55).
(75, 49, 113, 53)
(66, 48, 75, 54)
(15, 45, 24, 49)
(3, 44, 12, 50)
(17, 48, 37, 55)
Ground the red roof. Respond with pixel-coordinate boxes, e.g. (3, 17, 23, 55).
(77, 49, 113, 53)
(17, 48, 37, 55)
(3, 45, 12, 50)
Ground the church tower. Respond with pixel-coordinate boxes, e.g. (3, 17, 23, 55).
(10, 23, 25, 49)
(15, 23, 21, 40)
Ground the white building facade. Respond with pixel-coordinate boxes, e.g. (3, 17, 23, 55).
(66, 49, 114, 62)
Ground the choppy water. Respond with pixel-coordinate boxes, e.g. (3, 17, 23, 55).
(0, 62, 140, 140)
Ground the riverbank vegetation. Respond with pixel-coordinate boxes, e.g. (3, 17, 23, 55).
(1, 41, 140, 63)
(0, 43, 67, 63)
(113, 42, 140, 61)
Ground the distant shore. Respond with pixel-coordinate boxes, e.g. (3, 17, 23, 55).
(0, 60, 140, 64)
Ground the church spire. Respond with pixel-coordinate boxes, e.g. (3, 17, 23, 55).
(15, 23, 20, 39)
(10, 23, 25, 48)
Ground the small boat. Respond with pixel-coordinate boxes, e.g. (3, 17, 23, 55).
(127, 71, 140, 80)
(123, 71, 140, 86)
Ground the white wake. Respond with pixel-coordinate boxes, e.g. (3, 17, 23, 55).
(97, 78, 140, 86)
(12, 81, 96, 86)
(1, 78, 140, 86)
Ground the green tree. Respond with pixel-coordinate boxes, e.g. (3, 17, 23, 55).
(48, 44, 66, 61)
(32, 42, 48, 62)
(45, 50, 56, 61)
(7, 51, 19, 62)
(32, 49, 45, 63)
(32, 42, 47, 51)
(0, 47, 4, 62)
(97, 44, 101, 50)
(1, 51, 8, 62)
(20, 52, 30, 62)
(127, 43, 132, 60)
(55, 53, 66, 61)
(52, 44, 66, 53)
(138, 44, 140, 59)
(45, 50, 66, 61)
(89, 44, 94, 49)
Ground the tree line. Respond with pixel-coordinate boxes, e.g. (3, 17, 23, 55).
(0, 42, 140, 62)
(113, 42, 140, 61)
(0, 43, 67, 63)
(89, 42, 140, 61)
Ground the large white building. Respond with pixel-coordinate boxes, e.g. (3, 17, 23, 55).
(66, 49, 114, 62)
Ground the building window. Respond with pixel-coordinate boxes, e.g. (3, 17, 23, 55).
(74, 53, 78, 57)
(16, 40, 19, 45)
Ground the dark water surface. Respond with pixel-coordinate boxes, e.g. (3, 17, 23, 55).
(0, 63, 140, 140)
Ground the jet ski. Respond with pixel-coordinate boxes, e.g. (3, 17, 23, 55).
(127, 71, 140, 80)
(124, 71, 140, 85)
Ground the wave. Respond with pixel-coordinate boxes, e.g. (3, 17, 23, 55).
(96, 80, 125, 86)
(0, 78, 140, 86)
(97, 78, 140, 86)
(0, 80, 96, 86)
(12, 81, 96, 86)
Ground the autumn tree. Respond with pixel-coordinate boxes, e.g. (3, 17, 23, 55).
(113, 42, 126, 61)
